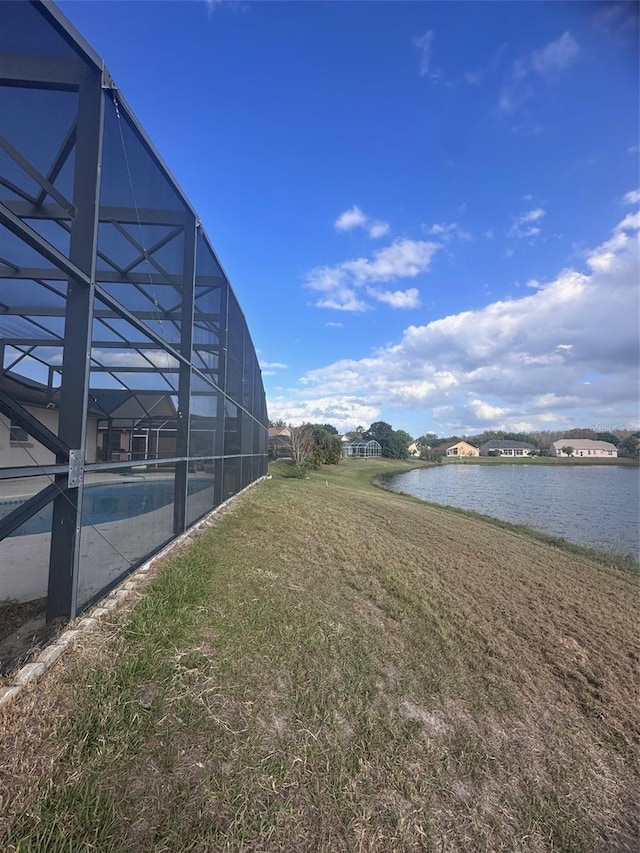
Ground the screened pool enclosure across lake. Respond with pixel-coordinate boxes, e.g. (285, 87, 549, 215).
(0, 0, 268, 639)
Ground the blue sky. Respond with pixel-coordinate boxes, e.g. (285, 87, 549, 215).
(59, 0, 639, 437)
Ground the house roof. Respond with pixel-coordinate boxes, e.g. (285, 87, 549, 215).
(551, 439, 617, 451)
(433, 440, 477, 452)
(481, 440, 536, 450)
(0, 371, 109, 416)
(0, 372, 181, 421)
(268, 426, 291, 439)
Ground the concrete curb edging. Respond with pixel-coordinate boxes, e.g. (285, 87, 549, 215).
(0, 475, 268, 710)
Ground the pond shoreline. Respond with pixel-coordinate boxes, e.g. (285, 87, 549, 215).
(374, 467, 639, 573)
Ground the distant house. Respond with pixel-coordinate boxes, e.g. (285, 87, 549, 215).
(342, 439, 382, 459)
(433, 440, 479, 458)
(407, 441, 420, 457)
(480, 440, 537, 458)
(549, 439, 618, 458)
(268, 426, 292, 459)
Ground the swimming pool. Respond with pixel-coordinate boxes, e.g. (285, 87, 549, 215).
(0, 476, 215, 537)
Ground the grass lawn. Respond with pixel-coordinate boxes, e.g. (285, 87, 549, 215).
(1, 459, 638, 852)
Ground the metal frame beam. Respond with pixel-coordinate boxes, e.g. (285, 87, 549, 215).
(47, 68, 104, 621)
(0, 201, 90, 284)
(0, 482, 58, 541)
(2, 200, 187, 227)
(0, 1, 268, 638)
(173, 216, 196, 534)
(0, 51, 85, 89)
(0, 389, 69, 458)
(0, 464, 68, 481)
(0, 134, 75, 214)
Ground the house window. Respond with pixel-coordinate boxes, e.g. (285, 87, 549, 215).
(10, 420, 30, 443)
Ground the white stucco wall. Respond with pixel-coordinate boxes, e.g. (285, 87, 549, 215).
(0, 408, 98, 469)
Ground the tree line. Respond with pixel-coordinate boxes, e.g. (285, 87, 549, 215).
(412, 428, 640, 459)
(269, 420, 640, 469)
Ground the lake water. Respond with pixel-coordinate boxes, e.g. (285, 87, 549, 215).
(384, 464, 640, 559)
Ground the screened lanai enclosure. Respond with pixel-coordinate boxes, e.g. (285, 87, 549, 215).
(342, 440, 382, 459)
(0, 0, 268, 661)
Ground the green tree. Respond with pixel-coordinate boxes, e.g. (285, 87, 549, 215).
(309, 425, 342, 465)
(344, 425, 365, 440)
(416, 432, 439, 448)
(364, 421, 409, 459)
(319, 423, 338, 435)
(618, 434, 640, 459)
(597, 432, 619, 446)
(561, 446, 574, 457)
(395, 430, 413, 456)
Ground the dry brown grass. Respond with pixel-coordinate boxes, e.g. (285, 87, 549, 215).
(0, 459, 638, 851)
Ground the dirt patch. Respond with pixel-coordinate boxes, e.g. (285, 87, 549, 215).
(399, 699, 448, 734)
(0, 598, 63, 678)
(0, 598, 46, 644)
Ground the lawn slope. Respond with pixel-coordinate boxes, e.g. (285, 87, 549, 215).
(1, 459, 638, 852)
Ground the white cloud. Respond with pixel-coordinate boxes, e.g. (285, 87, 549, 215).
(314, 288, 368, 313)
(267, 395, 380, 432)
(498, 32, 579, 120)
(325, 321, 343, 328)
(277, 214, 640, 433)
(483, 228, 495, 240)
(334, 206, 389, 239)
(369, 287, 421, 309)
(368, 221, 390, 239)
(463, 43, 507, 88)
(205, 0, 247, 16)
(260, 360, 288, 371)
(305, 239, 440, 311)
(467, 399, 507, 421)
(91, 349, 179, 369)
(334, 206, 367, 232)
(426, 222, 472, 241)
(508, 207, 545, 239)
(260, 360, 288, 377)
(414, 30, 435, 77)
(628, 145, 640, 154)
(531, 31, 579, 79)
(587, 211, 640, 271)
(622, 189, 640, 205)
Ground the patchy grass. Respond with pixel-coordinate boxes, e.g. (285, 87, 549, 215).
(1, 459, 638, 852)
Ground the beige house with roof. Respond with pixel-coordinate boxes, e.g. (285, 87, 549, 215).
(433, 440, 480, 458)
(549, 439, 618, 458)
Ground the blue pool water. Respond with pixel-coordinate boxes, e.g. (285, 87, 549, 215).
(0, 477, 215, 537)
